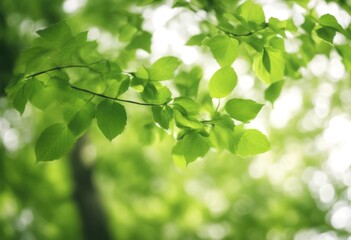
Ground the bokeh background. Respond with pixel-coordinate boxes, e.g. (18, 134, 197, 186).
(1, 0, 351, 239)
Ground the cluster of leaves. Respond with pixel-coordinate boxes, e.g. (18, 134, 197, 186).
(6, 0, 350, 165)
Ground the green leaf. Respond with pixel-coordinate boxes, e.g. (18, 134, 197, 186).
(209, 66, 237, 98)
(209, 125, 235, 151)
(36, 21, 72, 42)
(237, 0, 265, 28)
(13, 87, 28, 115)
(90, 60, 111, 74)
(173, 97, 200, 115)
(96, 100, 127, 141)
(253, 48, 284, 84)
(316, 27, 336, 44)
(262, 48, 271, 72)
(234, 129, 271, 157)
(141, 82, 172, 104)
(172, 132, 210, 164)
(225, 98, 264, 122)
(135, 66, 149, 79)
(131, 77, 146, 92)
(8, 76, 28, 115)
(25, 78, 56, 110)
(35, 123, 75, 161)
(152, 106, 173, 130)
(149, 56, 181, 81)
(171, 142, 187, 169)
(268, 17, 297, 36)
(186, 33, 208, 46)
(206, 34, 239, 66)
(126, 31, 152, 53)
(319, 14, 344, 33)
(68, 102, 96, 136)
(264, 80, 285, 104)
(173, 110, 203, 129)
(174, 66, 202, 97)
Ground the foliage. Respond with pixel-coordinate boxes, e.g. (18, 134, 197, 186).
(2, 0, 351, 239)
(8, 0, 351, 165)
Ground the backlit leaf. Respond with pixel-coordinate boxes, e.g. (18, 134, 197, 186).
(237, 0, 265, 28)
(209, 66, 237, 98)
(35, 123, 75, 161)
(68, 102, 96, 136)
(152, 106, 173, 130)
(186, 33, 207, 46)
(206, 34, 239, 66)
(225, 98, 263, 122)
(172, 132, 210, 164)
(234, 129, 271, 157)
(96, 100, 127, 141)
(253, 48, 284, 84)
(319, 14, 344, 33)
(149, 56, 181, 81)
(264, 80, 285, 104)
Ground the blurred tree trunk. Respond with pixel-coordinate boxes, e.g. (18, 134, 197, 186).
(69, 135, 112, 240)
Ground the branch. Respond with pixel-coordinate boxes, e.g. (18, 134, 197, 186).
(25, 64, 90, 79)
(70, 85, 166, 107)
(24, 63, 167, 107)
(186, 3, 268, 38)
(218, 23, 269, 37)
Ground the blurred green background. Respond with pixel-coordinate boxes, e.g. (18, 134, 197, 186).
(1, 0, 351, 239)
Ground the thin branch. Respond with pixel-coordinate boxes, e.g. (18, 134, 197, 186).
(70, 85, 165, 107)
(24, 60, 132, 80)
(25, 64, 90, 79)
(187, 3, 268, 38)
(24, 63, 166, 107)
(219, 23, 268, 37)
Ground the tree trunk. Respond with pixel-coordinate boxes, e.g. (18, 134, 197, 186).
(69, 135, 112, 240)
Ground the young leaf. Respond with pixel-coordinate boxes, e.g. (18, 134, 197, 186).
(35, 123, 75, 161)
(96, 100, 127, 141)
(152, 106, 173, 130)
(253, 48, 284, 84)
(316, 27, 336, 44)
(206, 34, 239, 66)
(25, 78, 56, 110)
(174, 66, 202, 97)
(173, 97, 200, 115)
(36, 21, 72, 42)
(264, 80, 285, 104)
(171, 143, 187, 169)
(172, 132, 210, 164)
(234, 129, 271, 157)
(237, 0, 265, 27)
(209, 66, 237, 98)
(8, 76, 28, 114)
(68, 102, 96, 136)
(186, 33, 208, 46)
(149, 56, 181, 81)
(126, 31, 152, 53)
(319, 14, 344, 33)
(135, 66, 149, 79)
(225, 98, 264, 122)
(13, 87, 28, 115)
(141, 82, 172, 104)
(209, 125, 235, 151)
(173, 110, 203, 129)
(262, 48, 271, 72)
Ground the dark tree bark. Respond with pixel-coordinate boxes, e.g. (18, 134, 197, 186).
(69, 136, 112, 240)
